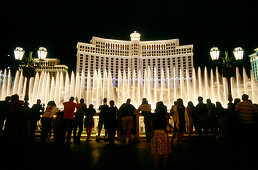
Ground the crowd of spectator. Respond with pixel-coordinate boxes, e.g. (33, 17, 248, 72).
(0, 93, 257, 169)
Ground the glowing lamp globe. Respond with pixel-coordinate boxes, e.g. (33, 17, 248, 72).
(14, 47, 25, 60)
(38, 47, 48, 60)
(233, 47, 244, 60)
(210, 47, 220, 60)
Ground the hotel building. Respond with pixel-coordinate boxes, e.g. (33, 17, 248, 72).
(249, 48, 258, 81)
(76, 32, 194, 85)
(34, 58, 68, 78)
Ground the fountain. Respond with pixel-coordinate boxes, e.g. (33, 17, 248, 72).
(0, 67, 257, 109)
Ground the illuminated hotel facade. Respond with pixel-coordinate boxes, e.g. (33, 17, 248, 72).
(249, 48, 258, 81)
(76, 32, 194, 85)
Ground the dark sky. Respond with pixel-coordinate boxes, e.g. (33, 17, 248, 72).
(0, 0, 257, 72)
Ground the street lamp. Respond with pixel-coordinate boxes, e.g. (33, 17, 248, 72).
(37, 47, 48, 60)
(210, 47, 244, 103)
(14, 47, 47, 108)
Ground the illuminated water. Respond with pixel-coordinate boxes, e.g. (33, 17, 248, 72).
(0, 67, 257, 108)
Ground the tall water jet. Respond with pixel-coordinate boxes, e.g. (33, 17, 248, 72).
(154, 68, 158, 103)
(216, 67, 221, 102)
(86, 71, 91, 104)
(242, 67, 247, 94)
(132, 69, 136, 106)
(127, 68, 131, 100)
(70, 71, 75, 98)
(173, 67, 177, 102)
(210, 69, 215, 102)
(160, 68, 165, 102)
(147, 67, 152, 104)
(7, 70, 11, 97)
(64, 72, 70, 102)
(179, 69, 184, 100)
(204, 67, 208, 100)
(198, 67, 202, 97)
(1, 69, 7, 100)
(166, 68, 171, 107)
(117, 70, 122, 106)
(192, 68, 197, 104)
(236, 67, 241, 98)
(12, 71, 20, 95)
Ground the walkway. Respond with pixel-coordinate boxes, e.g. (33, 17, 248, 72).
(1, 136, 257, 170)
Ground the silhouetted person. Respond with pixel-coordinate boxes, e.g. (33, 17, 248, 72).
(85, 104, 96, 142)
(97, 98, 108, 141)
(54, 111, 65, 144)
(170, 101, 178, 142)
(186, 101, 195, 138)
(73, 99, 86, 144)
(40, 101, 58, 141)
(119, 99, 136, 144)
(63, 97, 79, 144)
(151, 101, 170, 169)
(4, 94, 26, 144)
(206, 99, 216, 135)
(176, 98, 186, 144)
(235, 94, 258, 157)
(0, 96, 11, 132)
(138, 98, 152, 142)
(228, 98, 241, 139)
(196, 96, 208, 136)
(29, 99, 44, 140)
(215, 102, 226, 140)
(105, 100, 118, 144)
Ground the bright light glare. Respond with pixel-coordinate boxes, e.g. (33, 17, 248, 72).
(14, 47, 25, 60)
(37, 47, 48, 60)
(210, 47, 220, 60)
(233, 47, 244, 60)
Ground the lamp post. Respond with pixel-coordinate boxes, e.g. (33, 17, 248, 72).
(14, 47, 47, 108)
(210, 47, 244, 103)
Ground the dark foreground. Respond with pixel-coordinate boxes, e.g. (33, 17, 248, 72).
(0, 135, 257, 170)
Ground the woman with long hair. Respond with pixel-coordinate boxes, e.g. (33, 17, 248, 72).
(84, 104, 96, 142)
(40, 101, 58, 141)
(151, 101, 170, 169)
(176, 98, 187, 144)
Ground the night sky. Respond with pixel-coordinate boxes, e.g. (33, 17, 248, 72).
(0, 0, 257, 72)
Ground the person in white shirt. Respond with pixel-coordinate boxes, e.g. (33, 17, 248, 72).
(40, 101, 59, 141)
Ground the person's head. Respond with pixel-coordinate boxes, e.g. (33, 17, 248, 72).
(216, 102, 222, 108)
(109, 100, 115, 106)
(156, 101, 166, 114)
(89, 104, 94, 109)
(11, 94, 19, 102)
(174, 101, 178, 106)
(80, 98, 84, 104)
(142, 98, 148, 104)
(177, 98, 184, 107)
(206, 99, 211, 104)
(69, 97, 74, 101)
(5, 96, 11, 102)
(198, 96, 203, 103)
(103, 98, 107, 104)
(37, 99, 41, 104)
(242, 94, 248, 101)
(126, 98, 131, 104)
(156, 101, 164, 109)
(188, 101, 194, 107)
(47, 101, 56, 107)
(234, 98, 241, 105)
